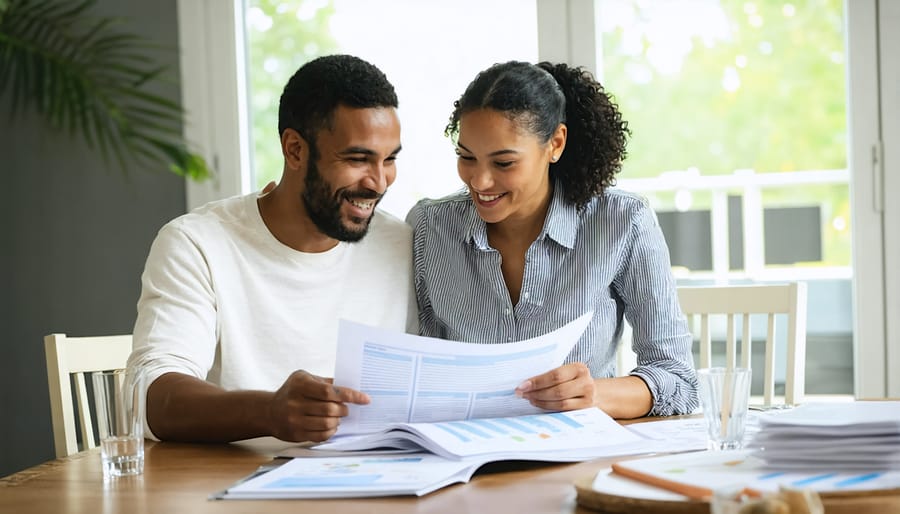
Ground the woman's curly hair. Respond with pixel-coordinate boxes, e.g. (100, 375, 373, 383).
(446, 61, 629, 208)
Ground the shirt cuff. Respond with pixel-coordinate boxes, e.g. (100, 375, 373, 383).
(629, 366, 698, 416)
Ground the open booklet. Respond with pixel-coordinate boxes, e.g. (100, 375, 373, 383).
(215, 312, 674, 499)
(313, 406, 650, 460)
(215, 453, 482, 499)
(220, 408, 658, 500)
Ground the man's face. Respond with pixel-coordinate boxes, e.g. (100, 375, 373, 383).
(301, 105, 401, 242)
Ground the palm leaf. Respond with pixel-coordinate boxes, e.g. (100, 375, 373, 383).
(0, 0, 209, 180)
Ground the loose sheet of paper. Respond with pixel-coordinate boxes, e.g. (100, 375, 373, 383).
(624, 410, 768, 454)
(607, 449, 900, 495)
(333, 312, 593, 436)
(222, 453, 481, 499)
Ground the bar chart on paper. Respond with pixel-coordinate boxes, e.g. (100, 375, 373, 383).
(220, 453, 482, 499)
(314, 406, 650, 462)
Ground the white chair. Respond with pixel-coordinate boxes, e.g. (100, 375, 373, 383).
(616, 282, 808, 406)
(678, 282, 808, 406)
(44, 333, 133, 458)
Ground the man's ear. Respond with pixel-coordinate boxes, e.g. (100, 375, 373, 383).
(281, 128, 308, 172)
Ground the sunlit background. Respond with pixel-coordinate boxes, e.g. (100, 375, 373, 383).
(243, 0, 852, 393)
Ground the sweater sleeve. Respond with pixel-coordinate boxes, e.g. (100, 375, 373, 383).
(127, 223, 218, 439)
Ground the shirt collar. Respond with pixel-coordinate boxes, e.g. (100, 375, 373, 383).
(463, 195, 491, 250)
(543, 181, 579, 249)
(464, 181, 579, 251)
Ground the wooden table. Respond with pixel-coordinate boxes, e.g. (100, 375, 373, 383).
(6, 408, 897, 514)
(0, 437, 620, 514)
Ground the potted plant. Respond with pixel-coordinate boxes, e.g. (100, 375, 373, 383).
(0, 0, 209, 179)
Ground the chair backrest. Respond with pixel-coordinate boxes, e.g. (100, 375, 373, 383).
(677, 282, 808, 406)
(44, 333, 133, 458)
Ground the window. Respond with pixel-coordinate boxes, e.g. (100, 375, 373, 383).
(595, 0, 853, 395)
(176, 0, 899, 397)
(245, 0, 538, 218)
(597, 0, 849, 279)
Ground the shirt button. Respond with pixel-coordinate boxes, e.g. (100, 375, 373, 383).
(507, 337, 512, 342)
(522, 291, 530, 300)
(505, 308, 511, 315)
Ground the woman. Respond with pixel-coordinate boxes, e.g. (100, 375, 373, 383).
(406, 61, 698, 419)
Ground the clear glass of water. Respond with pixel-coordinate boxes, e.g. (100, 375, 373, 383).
(92, 369, 145, 478)
(697, 367, 752, 451)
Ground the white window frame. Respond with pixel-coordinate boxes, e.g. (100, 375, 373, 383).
(885, 0, 900, 398)
(176, 0, 900, 397)
(177, 0, 251, 210)
(846, 0, 900, 398)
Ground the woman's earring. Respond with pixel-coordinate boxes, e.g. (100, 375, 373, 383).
(551, 155, 559, 162)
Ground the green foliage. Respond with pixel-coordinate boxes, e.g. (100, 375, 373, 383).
(0, 0, 209, 180)
(602, 0, 846, 175)
(246, 0, 337, 188)
(601, 0, 849, 266)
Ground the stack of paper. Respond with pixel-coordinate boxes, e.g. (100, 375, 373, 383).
(220, 405, 666, 501)
(220, 407, 671, 500)
(748, 402, 900, 470)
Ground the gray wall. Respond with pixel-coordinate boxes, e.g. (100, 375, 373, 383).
(0, 0, 186, 477)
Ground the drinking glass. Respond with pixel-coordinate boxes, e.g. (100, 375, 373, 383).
(92, 369, 145, 477)
(697, 367, 752, 451)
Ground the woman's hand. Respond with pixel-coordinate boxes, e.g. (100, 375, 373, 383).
(515, 362, 596, 411)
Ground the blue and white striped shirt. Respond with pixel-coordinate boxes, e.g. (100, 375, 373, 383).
(406, 183, 698, 416)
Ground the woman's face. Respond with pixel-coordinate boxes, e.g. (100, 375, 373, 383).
(456, 109, 564, 226)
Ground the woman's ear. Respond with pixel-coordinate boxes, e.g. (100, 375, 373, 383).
(550, 123, 567, 162)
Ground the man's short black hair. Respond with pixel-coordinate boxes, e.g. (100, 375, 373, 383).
(277, 55, 398, 147)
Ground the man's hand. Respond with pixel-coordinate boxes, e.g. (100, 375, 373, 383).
(268, 370, 370, 442)
(514, 362, 596, 411)
(261, 180, 277, 194)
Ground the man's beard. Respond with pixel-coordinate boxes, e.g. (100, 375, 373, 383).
(302, 158, 381, 242)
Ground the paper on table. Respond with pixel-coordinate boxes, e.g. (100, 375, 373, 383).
(333, 311, 593, 436)
(219, 453, 483, 499)
(315, 407, 650, 461)
(624, 410, 767, 454)
(609, 449, 900, 499)
(749, 402, 900, 469)
(755, 401, 900, 433)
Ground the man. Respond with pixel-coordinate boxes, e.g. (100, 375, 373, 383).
(127, 55, 415, 443)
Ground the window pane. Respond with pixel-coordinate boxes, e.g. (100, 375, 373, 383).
(597, 0, 852, 396)
(245, 0, 538, 218)
(599, 0, 849, 271)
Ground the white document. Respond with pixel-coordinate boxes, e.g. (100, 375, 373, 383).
(333, 311, 593, 436)
(749, 402, 900, 470)
(606, 449, 900, 495)
(315, 407, 649, 461)
(625, 411, 768, 454)
(219, 453, 482, 499)
(756, 401, 900, 433)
